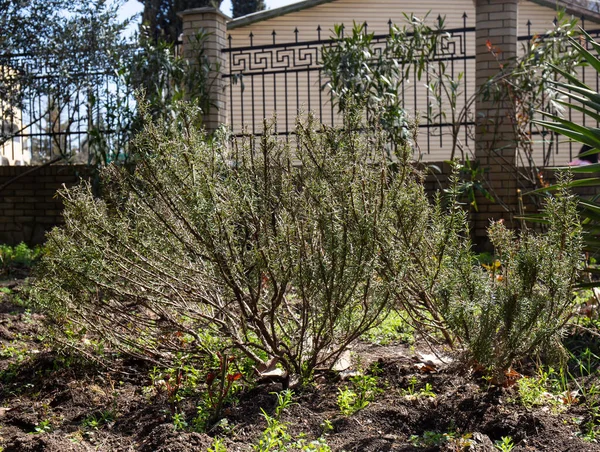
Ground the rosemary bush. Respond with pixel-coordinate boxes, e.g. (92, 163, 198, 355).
(377, 172, 583, 379)
(32, 109, 396, 381)
(435, 180, 583, 378)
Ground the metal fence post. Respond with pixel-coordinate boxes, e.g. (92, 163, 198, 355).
(474, 0, 519, 244)
(179, 7, 229, 133)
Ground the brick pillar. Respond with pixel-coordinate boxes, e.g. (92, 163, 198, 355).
(474, 0, 519, 244)
(178, 7, 229, 133)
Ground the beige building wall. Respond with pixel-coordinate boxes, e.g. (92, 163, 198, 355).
(0, 66, 30, 165)
(224, 0, 598, 165)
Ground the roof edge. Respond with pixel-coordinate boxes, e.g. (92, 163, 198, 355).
(227, 0, 336, 30)
(527, 0, 600, 24)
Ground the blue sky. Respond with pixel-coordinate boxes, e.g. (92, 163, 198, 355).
(119, 0, 299, 25)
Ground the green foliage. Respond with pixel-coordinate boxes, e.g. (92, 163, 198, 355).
(32, 418, 52, 434)
(516, 369, 557, 409)
(400, 376, 436, 399)
(362, 310, 414, 345)
(322, 11, 582, 201)
(172, 412, 188, 431)
(322, 15, 447, 149)
(254, 391, 294, 452)
(433, 178, 582, 379)
(337, 373, 381, 415)
(0, 243, 42, 275)
(494, 436, 515, 452)
(531, 29, 600, 267)
(194, 352, 244, 430)
(93, 28, 218, 165)
(254, 391, 331, 452)
(231, 0, 266, 19)
(208, 437, 228, 452)
(138, 0, 223, 45)
(409, 430, 473, 449)
(446, 157, 494, 212)
(81, 411, 115, 431)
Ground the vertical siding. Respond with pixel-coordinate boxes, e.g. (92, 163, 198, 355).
(228, 0, 475, 46)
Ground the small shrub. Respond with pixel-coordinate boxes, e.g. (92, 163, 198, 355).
(450, 180, 582, 379)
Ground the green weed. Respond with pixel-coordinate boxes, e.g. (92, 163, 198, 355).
(337, 374, 381, 416)
(254, 391, 331, 452)
(400, 376, 436, 399)
(0, 242, 42, 274)
(208, 437, 228, 452)
(81, 411, 115, 431)
(32, 419, 52, 434)
(494, 436, 515, 451)
(172, 412, 188, 431)
(409, 430, 472, 449)
(362, 310, 414, 345)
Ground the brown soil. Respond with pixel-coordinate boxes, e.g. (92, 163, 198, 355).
(1, 279, 599, 452)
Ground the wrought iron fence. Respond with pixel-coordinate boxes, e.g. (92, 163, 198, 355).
(0, 52, 133, 166)
(223, 14, 475, 161)
(223, 16, 600, 165)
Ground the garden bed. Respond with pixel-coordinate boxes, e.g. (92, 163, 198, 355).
(1, 278, 599, 452)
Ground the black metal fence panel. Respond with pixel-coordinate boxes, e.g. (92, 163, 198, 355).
(223, 16, 600, 165)
(0, 52, 132, 165)
(223, 15, 474, 162)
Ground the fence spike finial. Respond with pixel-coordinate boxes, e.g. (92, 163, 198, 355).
(317, 24, 321, 41)
(294, 27, 299, 43)
(249, 31, 254, 47)
(462, 12, 467, 19)
(553, 16, 558, 26)
(388, 18, 393, 30)
(272, 30, 276, 45)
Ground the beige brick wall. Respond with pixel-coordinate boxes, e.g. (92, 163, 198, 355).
(179, 8, 229, 132)
(474, 0, 520, 243)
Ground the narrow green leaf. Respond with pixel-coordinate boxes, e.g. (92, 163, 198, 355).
(548, 63, 588, 89)
(552, 99, 600, 124)
(550, 81, 600, 105)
